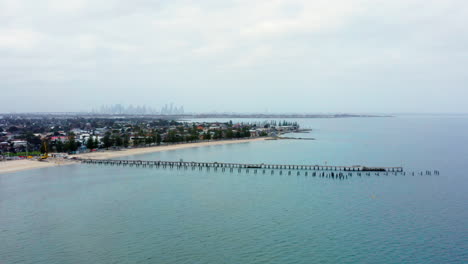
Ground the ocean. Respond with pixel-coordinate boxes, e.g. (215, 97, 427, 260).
(1, 115, 467, 263)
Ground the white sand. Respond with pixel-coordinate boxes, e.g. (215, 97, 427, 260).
(0, 159, 58, 174)
(0, 137, 270, 174)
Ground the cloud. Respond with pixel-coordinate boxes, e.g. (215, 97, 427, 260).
(0, 28, 43, 50)
(0, 0, 467, 112)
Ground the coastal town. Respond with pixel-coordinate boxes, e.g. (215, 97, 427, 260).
(0, 114, 301, 160)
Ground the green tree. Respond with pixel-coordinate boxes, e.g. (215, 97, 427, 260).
(150, 130, 158, 144)
(7, 126, 19, 133)
(213, 130, 223, 139)
(166, 130, 177, 143)
(24, 132, 41, 146)
(86, 137, 95, 149)
(133, 136, 140, 147)
(123, 134, 129, 148)
(145, 136, 152, 145)
(156, 133, 161, 145)
(40, 139, 49, 154)
(188, 129, 198, 142)
(65, 133, 78, 152)
(102, 132, 112, 149)
(225, 129, 234, 139)
(113, 134, 123, 147)
(243, 127, 251, 137)
(56, 140, 64, 152)
(94, 137, 100, 149)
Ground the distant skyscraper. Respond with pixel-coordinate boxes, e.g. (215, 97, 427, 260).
(94, 103, 185, 115)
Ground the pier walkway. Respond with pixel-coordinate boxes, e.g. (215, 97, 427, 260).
(79, 158, 403, 172)
(78, 159, 440, 177)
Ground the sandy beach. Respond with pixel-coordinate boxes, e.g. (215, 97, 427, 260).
(71, 137, 269, 160)
(0, 159, 69, 175)
(0, 137, 270, 175)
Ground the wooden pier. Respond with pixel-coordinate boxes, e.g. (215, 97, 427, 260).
(78, 159, 408, 172)
(78, 159, 441, 178)
(79, 158, 404, 172)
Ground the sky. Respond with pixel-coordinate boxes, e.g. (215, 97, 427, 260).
(1, 0, 467, 114)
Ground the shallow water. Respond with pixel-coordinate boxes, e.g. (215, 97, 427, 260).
(1, 116, 467, 263)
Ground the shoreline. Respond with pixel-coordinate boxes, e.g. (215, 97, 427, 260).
(0, 137, 270, 175)
(0, 159, 73, 175)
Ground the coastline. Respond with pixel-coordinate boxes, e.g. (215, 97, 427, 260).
(71, 137, 269, 160)
(0, 137, 270, 175)
(0, 159, 71, 175)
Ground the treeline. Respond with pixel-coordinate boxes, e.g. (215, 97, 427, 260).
(41, 127, 262, 153)
(260, 120, 299, 127)
(3, 151, 42, 157)
(45, 133, 80, 153)
(233, 120, 299, 128)
(99, 130, 161, 148)
(203, 127, 255, 140)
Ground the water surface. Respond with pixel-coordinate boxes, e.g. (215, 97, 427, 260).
(1, 116, 467, 263)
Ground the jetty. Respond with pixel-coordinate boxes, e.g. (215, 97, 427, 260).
(79, 158, 403, 172)
(78, 159, 440, 178)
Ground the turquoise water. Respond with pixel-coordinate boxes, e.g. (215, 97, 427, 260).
(1, 116, 467, 263)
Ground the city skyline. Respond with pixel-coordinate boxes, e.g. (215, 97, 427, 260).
(93, 103, 185, 115)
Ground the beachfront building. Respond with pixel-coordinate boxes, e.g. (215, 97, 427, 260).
(11, 140, 28, 147)
(50, 136, 69, 143)
(0, 142, 9, 152)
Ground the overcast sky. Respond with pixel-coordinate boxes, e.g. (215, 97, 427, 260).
(1, 0, 467, 113)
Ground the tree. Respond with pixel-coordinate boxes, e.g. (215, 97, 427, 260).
(7, 126, 19, 133)
(156, 133, 161, 145)
(151, 130, 158, 144)
(24, 132, 41, 146)
(123, 134, 129, 148)
(188, 128, 198, 142)
(114, 134, 123, 147)
(94, 137, 100, 149)
(243, 127, 251, 137)
(145, 136, 152, 145)
(56, 140, 64, 152)
(40, 140, 49, 154)
(213, 130, 223, 139)
(102, 132, 112, 149)
(65, 133, 78, 152)
(225, 129, 234, 139)
(86, 136, 95, 149)
(166, 130, 177, 143)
